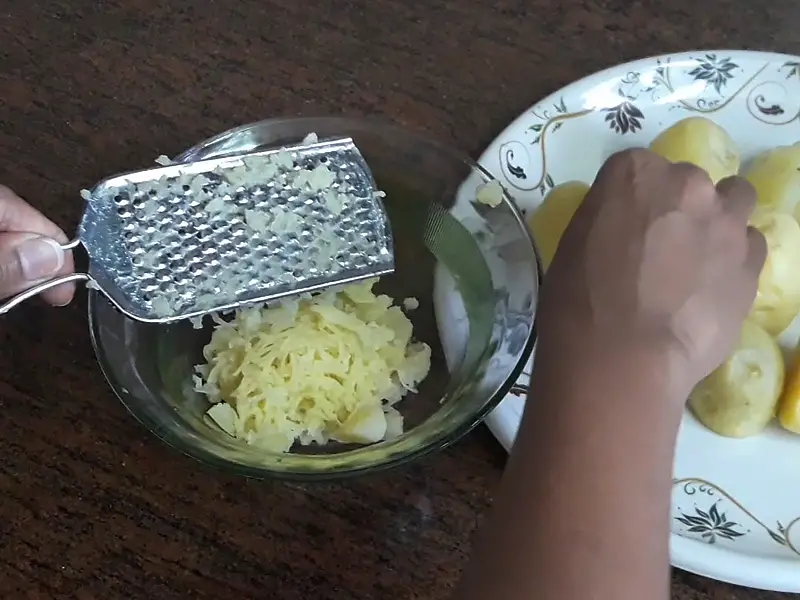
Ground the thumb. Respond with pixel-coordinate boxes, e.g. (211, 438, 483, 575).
(0, 233, 66, 300)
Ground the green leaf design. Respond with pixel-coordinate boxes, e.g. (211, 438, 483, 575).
(772, 522, 789, 545)
(673, 479, 800, 556)
(782, 61, 800, 80)
(604, 101, 644, 134)
(716, 527, 745, 540)
(688, 55, 738, 94)
(769, 529, 788, 546)
(709, 503, 723, 527)
(677, 502, 746, 545)
(678, 514, 709, 527)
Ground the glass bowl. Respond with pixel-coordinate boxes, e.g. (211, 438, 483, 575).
(88, 117, 540, 480)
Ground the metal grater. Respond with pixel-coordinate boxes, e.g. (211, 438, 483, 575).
(0, 137, 395, 322)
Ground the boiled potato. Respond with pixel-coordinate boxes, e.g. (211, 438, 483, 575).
(649, 117, 740, 183)
(743, 142, 800, 217)
(747, 208, 800, 335)
(778, 342, 800, 435)
(332, 403, 387, 444)
(527, 180, 591, 270)
(689, 320, 784, 438)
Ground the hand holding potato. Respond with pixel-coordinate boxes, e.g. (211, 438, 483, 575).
(538, 149, 766, 402)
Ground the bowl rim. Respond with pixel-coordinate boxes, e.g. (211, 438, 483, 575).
(87, 116, 542, 481)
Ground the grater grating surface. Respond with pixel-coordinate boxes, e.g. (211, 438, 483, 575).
(0, 137, 395, 322)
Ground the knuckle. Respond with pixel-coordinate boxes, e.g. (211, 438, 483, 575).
(600, 148, 653, 181)
(673, 162, 715, 192)
(606, 147, 649, 168)
(718, 175, 756, 198)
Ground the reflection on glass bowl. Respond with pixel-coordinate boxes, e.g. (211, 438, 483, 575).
(88, 117, 540, 480)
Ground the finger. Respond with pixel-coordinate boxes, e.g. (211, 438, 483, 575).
(0, 186, 76, 305)
(581, 148, 648, 208)
(716, 176, 757, 224)
(566, 148, 651, 237)
(39, 260, 76, 306)
(0, 186, 70, 243)
(744, 225, 768, 276)
(0, 232, 75, 305)
(665, 162, 720, 220)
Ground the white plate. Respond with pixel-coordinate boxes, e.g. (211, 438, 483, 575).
(477, 50, 800, 593)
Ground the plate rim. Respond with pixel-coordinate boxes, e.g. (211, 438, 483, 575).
(479, 48, 800, 593)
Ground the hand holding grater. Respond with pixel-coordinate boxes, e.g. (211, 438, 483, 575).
(0, 137, 395, 323)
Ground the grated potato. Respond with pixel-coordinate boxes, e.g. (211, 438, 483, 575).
(194, 279, 431, 452)
(476, 180, 504, 207)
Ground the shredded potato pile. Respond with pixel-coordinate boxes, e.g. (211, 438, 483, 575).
(193, 279, 431, 452)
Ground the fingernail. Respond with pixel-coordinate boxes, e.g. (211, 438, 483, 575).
(17, 237, 65, 281)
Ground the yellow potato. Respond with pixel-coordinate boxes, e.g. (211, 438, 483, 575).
(778, 342, 800, 435)
(743, 142, 800, 217)
(747, 208, 800, 335)
(527, 181, 591, 271)
(649, 116, 740, 183)
(689, 320, 784, 438)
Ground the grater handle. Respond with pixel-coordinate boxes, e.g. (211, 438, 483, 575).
(61, 238, 81, 251)
(0, 273, 92, 315)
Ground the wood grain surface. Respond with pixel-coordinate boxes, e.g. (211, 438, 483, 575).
(1, 0, 799, 598)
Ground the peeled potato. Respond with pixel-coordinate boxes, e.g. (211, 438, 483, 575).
(778, 343, 800, 435)
(689, 320, 784, 438)
(747, 208, 800, 335)
(649, 117, 740, 183)
(527, 180, 591, 270)
(332, 403, 387, 444)
(743, 142, 800, 217)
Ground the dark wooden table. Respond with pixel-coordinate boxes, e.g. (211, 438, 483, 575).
(1, 1, 798, 598)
